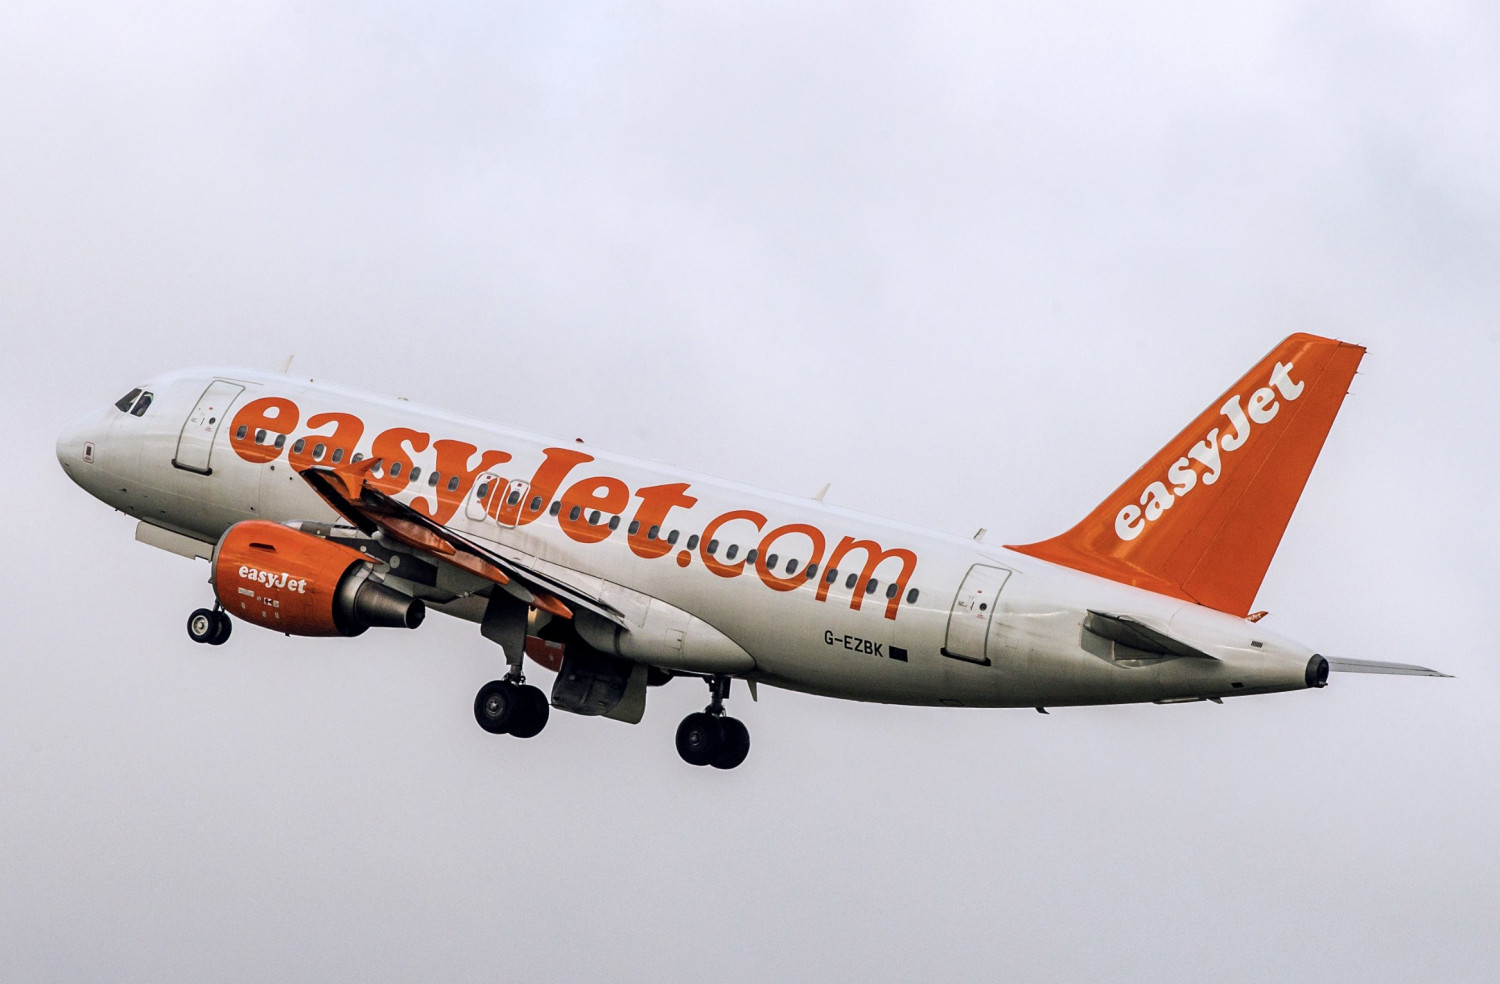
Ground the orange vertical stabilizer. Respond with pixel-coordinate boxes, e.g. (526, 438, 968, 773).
(1007, 334, 1366, 616)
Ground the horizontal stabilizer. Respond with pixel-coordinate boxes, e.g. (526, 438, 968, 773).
(1083, 610, 1215, 660)
(1327, 658, 1452, 678)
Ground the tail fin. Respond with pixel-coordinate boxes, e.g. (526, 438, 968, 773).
(1008, 334, 1365, 616)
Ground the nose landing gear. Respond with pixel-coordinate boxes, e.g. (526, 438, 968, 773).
(186, 607, 231, 646)
(676, 674, 750, 770)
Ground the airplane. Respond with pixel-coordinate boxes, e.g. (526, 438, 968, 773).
(55, 333, 1447, 769)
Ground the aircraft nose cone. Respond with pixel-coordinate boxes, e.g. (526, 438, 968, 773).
(56, 411, 98, 481)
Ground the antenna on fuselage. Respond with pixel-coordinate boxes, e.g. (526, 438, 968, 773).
(814, 483, 831, 502)
(278, 354, 295, 374)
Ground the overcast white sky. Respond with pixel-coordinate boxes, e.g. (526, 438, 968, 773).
(3, 1, 1497, 981)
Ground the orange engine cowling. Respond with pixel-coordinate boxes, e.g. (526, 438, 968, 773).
(212, 520, 425, 637)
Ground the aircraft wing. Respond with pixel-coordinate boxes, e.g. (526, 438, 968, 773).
(1326, 658, 1452, 678)
(298, 462, 628, 627)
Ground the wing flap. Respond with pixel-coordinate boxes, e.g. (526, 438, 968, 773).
(299, 464, 626, 626)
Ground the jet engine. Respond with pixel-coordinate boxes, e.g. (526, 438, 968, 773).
(212, 520, 425, 636)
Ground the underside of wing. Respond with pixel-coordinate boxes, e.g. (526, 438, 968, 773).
(298, 462, 628, 627)
(1326, 658, 1452, 678)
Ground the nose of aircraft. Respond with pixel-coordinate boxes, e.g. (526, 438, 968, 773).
(56, 409, 102, 482)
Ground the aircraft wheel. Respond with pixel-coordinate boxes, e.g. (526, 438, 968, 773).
(675, 712, 724, 767)
(474, 680, 520, 735)
(710, 717, 750, 770)
(508, 686, 551, 740)
(207, 611, 232, 646)
(187, 608, 218, 644)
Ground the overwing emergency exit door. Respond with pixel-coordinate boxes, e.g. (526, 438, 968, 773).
(173, 380, 245, 475)
(942, 564, 1012, 665)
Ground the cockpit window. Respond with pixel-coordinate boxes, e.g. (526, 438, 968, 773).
(114, 388, 143, 412)
(129, 392, 154, 417)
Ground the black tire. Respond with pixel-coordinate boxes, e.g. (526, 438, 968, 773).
(207, 611, 232, 646)
(509, 686, 551, 740)
(710, 717, 750, 770)
(474, 680, 518, 735)
(187, 608, 218, 644)
(675, 712, 723, 767)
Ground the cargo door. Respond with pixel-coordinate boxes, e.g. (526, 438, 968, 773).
(942, 564, 1012, 665)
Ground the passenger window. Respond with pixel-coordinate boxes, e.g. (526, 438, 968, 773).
(409, 466, 421, 483)
(292, 439, 306, 454)
(826, 569, 838, 584)
(530, 496, 543, 511)
(477, 482, 491, 499)
(274, 434, 286, 449)
(845, 573, 858, 589)
(786, 559, 799, 575)
(629, 521, 641, 535)
(428, 471, 440, 487)
(707, 539, 718, 555)
(667, 530, 679, 545)
(235, 424, 248, 440)
(313, 444, 326, 461)
(389, 462, 402, 478)
(647, 525, 659, 541)
(865, 580, 878, 595)
(447, 476, 460, 492)
(885, 583, 899, 599)
(805, 564, 819, 580)
(549, 501, 561, 516)
(352, 452, 364, 463)
(725, 545, 739, 560)
(589, 510, 601, 525)
(254, 429, 267, 444)
(906, 589, 920, 604)
(508, 490, 521, 506)
(130, 392, 153, 416)
(332, 448, 345, 463)
(115, 388, 143, 412)
(609, 516, 621, 531)
(766, 554, 778, 569)
(686, 534, 699, 550)
(569, 505, 582, 521)
(745, 549, 758, 565)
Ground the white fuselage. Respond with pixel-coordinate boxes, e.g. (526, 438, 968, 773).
(57, 368, 1321, 708)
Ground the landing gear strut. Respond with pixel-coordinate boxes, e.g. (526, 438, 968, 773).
(473, 593, 550, 739)
(187, 607, 231, 646)
(676, 674, 750, 770)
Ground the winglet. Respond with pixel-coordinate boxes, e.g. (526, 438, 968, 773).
(1008, 334, 1365, 616)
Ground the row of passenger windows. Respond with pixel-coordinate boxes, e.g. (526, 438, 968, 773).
(239, 434, 922, 606)
(239, 428, 468, 492)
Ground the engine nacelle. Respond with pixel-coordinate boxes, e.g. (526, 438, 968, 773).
(212, 520, 425, 637)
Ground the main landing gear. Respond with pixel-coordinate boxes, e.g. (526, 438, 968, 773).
(186, 607, 231, 646)
(473, 592, 550, 740)
(676, 674, 750, 770)
(473, 676, 550, 739)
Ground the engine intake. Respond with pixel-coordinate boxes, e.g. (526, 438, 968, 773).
(213, 520, 424, 636)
